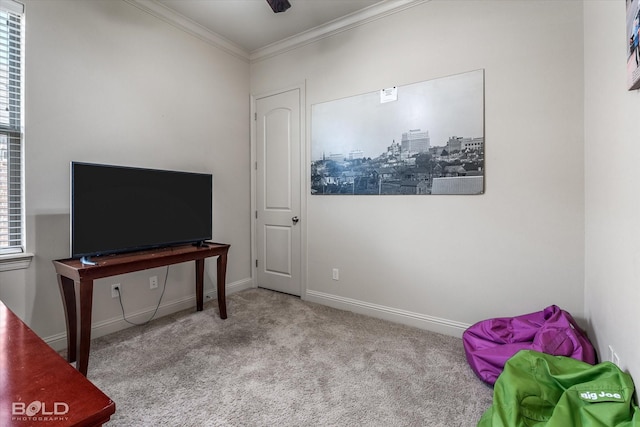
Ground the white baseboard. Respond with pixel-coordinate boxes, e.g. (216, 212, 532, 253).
(305, 289, 470, 338)
(45, 277, 254, 351)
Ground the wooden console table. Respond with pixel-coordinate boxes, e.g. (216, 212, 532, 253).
(0, 299, 115, 426)
(53, 242, 230, 377)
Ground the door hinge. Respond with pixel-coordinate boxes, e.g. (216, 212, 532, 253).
(254, 112, 257, 120)
(255, 210, 258, 219)
(255, 161, 257, 170)
(256, 259, 258, 267)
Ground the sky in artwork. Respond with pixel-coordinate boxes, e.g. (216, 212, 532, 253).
(311, 69, 484, 161)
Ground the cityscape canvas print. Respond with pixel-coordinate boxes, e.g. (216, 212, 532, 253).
(311, 69, 484, 195)
(628, 0, 640, 90)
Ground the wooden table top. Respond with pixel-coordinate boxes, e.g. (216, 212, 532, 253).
(0, 300, 115, 426)
(53, 242, 230, 281)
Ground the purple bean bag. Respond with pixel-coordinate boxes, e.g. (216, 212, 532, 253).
(463, 305, 596, 386)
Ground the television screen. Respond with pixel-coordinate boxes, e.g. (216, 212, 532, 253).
(71, 162, 212, 259)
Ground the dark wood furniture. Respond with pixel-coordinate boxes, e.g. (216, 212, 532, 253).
(53, 242, 230, 377)
(0, 300, 115, 426)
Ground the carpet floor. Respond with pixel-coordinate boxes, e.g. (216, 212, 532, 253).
(87, 288, 493, 426)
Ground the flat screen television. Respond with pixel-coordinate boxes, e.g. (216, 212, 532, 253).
(71, 162, 212, 261)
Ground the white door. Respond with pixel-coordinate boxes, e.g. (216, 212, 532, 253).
(255, 88, 301, 296)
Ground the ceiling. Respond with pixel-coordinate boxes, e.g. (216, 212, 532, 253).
(154, 0, 381, 52)
(129, 0, 423, 59)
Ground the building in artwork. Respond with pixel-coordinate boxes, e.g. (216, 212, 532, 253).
(446, 136, 463, 153)
(386, 140, 401, 157)
(328, 153, 344, 162)
(400, 129, 430, 158)
(348, 149, 364, 160)
(461, 137, 484, 151)
(431, 176, 484, 195)
(446, 136, 484, 153)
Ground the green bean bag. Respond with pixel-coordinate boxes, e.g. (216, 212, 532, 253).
(479, 350, 640, 426)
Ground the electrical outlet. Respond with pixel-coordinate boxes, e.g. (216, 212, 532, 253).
(111, 284, 120, 298)
(149, 275, 158, 289)
(332, 268, 339, 281)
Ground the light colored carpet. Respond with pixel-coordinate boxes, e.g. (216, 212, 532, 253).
(88, 288, 493, 426)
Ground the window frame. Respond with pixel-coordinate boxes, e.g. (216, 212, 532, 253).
(0, 0, 30, 271)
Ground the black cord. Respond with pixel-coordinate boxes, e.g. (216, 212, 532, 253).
(115, 266, 169, 326)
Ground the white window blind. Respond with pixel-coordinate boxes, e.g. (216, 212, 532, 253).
(0, 0, 23, 254)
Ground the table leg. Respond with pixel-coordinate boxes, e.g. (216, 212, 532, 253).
(195, 259, 204, 311)
(57, 275, 77, 363)
(217, 253, 228, 319)
(77, 279, 94, 377)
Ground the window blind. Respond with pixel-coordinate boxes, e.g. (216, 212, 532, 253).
(0, 0, 23, 254)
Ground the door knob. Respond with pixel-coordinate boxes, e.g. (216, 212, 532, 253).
(292, 216, 299, 224)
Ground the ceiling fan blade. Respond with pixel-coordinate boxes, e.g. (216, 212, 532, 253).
(266, 0, 291, 13)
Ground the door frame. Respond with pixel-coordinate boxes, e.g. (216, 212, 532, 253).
(250, 82, 307, 299)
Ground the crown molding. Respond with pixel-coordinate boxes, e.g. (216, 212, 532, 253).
(124, 0, 429, 64)
(124, 0, 250, 62)
(250, 0, 429, 62)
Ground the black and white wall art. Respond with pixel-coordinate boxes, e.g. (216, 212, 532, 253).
(628, 0, 640, 90)
(311, 69, 485, 195)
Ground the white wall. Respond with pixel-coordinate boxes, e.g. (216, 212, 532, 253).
(584, 1, 640, 381)
(0, 0, 252, 346)
(251, 0, 586, 335)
